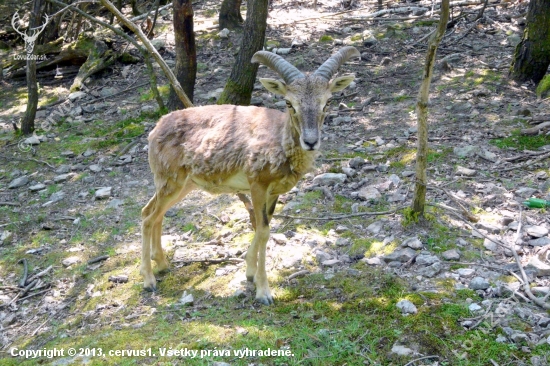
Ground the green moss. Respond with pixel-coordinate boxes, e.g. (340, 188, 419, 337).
(490, 129, 550, 150)
(319, 35, 334, 43)
(536, 74, 550, 98)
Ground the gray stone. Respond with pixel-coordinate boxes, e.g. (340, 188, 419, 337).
(528, 237, 550, 246)
(53, 174, 70, 183)
(315, 250, 331, 263)
(312, 173, 346, 186)
(388, 174, 400, 187)
(140, 104, 155, 113)
(401, 170, 415, 177)
(82, 149, 95, 157)
(99, 87, 118, 98)
(442, 249, 460, 261)
(363, 257, 382, 266)
(349, 157, 366, 169)
(477, 221, 501, 234)
(453, 145, 480, 158)
(384, 247, 416, 263)
(402, 237, 423, 249)
(233, 289, 246, 298)
(416, 254, 439, 266)
(0, 231, 13, 245)
(357, 186, 381, 201)
(469, 303, 482, 312)
(374, 136, 385, 146)
(62, 256, 81, 267)
(95, 187, 112, 199)
(516, 187, 537, 198)
(151, 38, 165, 50)
(89, 164, 102, 173)
(8, 175, 29, 189)
(390, 344, 415, 356)
(457, 268, 475, 277)
(525, 225, 548, 238)
(50, 191, 65, 203)
(321, 259, 341, 267)
(526, 257, 550, 277)
(510, 333, 529, 343)
(418, 262, 441, 278)
(55, 165, 70, 174)
(342, 167, 356, 177)
(24, 135, 40, 145)
(29, 183, 46, 191)
(179, 291, 194, 306)
(477, 149, 498, 162)
(456, 165, 477, 176)
(60, 150, 75, 158)
(396, 299, 417, 314)
(470, 277, 490, 290)
(366, 221, 384, 235)
(68, 91, 87, 101)
(483, 235, 500, 252)
(107, 199, 124, 209)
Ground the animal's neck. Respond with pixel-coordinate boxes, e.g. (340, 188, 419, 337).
(282, 114, 318, 175)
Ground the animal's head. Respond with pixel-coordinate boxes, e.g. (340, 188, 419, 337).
(252, 47, 360, 151)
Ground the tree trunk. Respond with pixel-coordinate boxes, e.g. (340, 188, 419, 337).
(217, 0, 268, 106)
(509, 0, 550, 84)
(22, 0, 46, 135)
(411, 0, 449, 215)
(167, 0, 197, 111)
(219, 0, 243, 30)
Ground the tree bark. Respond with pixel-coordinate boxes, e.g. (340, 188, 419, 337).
(411, 0, 449, 215)
(509, 0, 550, 84)
(167, 0, 197, 111)
(100, 0, 193, 108)
(219, 0, 244, 30)
(22, 0, 46, 135)
(217, 0, 268, 106)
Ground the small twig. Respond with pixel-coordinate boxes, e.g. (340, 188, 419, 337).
(509, 208, 550, 310)
(495, 151, 550, 173)
(26, 265, 53, 284)
(18, 259, 29, 288)
(110, 139, 140, 164)
(18, 288, 51, 302)
(403, 355, 439, 366)
(274, 205, 407, 221)
(0, 202, 20, 207)
(173, 257, 244, 264)
(87, 255, 110, 264)
(287, 270, 310, 281)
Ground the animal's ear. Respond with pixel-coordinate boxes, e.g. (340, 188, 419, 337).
(329, 75, 355, 92)
(259, 78, 287, 96)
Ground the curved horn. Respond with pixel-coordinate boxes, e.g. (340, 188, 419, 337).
(251, 51, 304, 84)
(313, 46, 360, 81)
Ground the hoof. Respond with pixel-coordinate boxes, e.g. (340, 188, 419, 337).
(255, 294, 274, 305)
(155, 260, 170, 273)
(142, 271, 157, 291)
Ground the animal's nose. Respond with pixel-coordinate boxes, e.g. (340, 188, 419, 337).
(303, 138, 318, 150)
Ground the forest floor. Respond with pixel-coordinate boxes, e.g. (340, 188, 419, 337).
(1, 0, 550, 365)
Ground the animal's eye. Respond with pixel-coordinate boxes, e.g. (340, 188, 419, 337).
(285, 101, 295, 112)
(323, 99, 332, 112)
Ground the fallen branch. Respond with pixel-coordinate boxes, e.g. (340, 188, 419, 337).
(18, 259, 29, 288)
(344, 6, 429, 21)
(129, 2, 173, 22)
(25, 265, 53, 284)
(404, 356, 439, 366)
(287, 270, 310, 281)
(173, 257, 244, 264)
(428, 185, 479, 222)
(0, 202, 21, 207)
(509, 209, 550, 310)
(521, 122, 550, 135)
(100, 0, 193, 108)
(273, 205, 407, 221)
(495, 151, 550, 173)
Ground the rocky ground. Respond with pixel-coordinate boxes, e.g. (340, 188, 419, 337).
(0, 0, 550, 364)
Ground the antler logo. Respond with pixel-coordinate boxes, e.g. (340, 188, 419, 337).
(12, 10, 50, 55)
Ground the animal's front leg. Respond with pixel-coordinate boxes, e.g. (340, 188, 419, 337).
(247, 183, 273, 305)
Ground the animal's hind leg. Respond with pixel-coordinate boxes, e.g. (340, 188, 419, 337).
(151, 181, 195, 272)
(141, 176, 194, 290)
